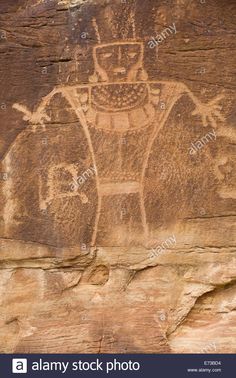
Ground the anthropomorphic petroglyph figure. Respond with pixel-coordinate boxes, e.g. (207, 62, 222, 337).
(3, 18, 225, 248)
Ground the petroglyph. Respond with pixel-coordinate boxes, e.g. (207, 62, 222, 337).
(11, 32, 226, 245)
(13, 29, 224, 244)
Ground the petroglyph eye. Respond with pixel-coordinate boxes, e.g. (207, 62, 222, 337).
(128, 52, 138, 59)
(101, 52, 112, 59)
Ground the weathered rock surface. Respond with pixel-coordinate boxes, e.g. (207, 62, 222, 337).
(0, 0, 235, 353)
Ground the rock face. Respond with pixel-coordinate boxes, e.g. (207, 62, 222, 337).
(0, 0, 235, 353)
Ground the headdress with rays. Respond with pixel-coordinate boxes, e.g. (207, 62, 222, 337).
(89, 7, 148, 83)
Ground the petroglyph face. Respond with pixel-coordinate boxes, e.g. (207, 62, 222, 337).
(93, 42, 144, 83)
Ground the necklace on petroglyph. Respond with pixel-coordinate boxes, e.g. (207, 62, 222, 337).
(83, 83, 160, 133)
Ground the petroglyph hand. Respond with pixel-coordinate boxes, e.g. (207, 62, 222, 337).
(192, 94, 225, 129)
(26, 111, 50, 130)
(13, 103, 51, 132)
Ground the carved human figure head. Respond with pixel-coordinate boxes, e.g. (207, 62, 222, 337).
(90, 41, 148, 83)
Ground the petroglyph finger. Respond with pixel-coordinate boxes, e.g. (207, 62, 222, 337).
(209, 94, 225, 105)
(214, 110, 226, 122)
(208, 115, 218, 129)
